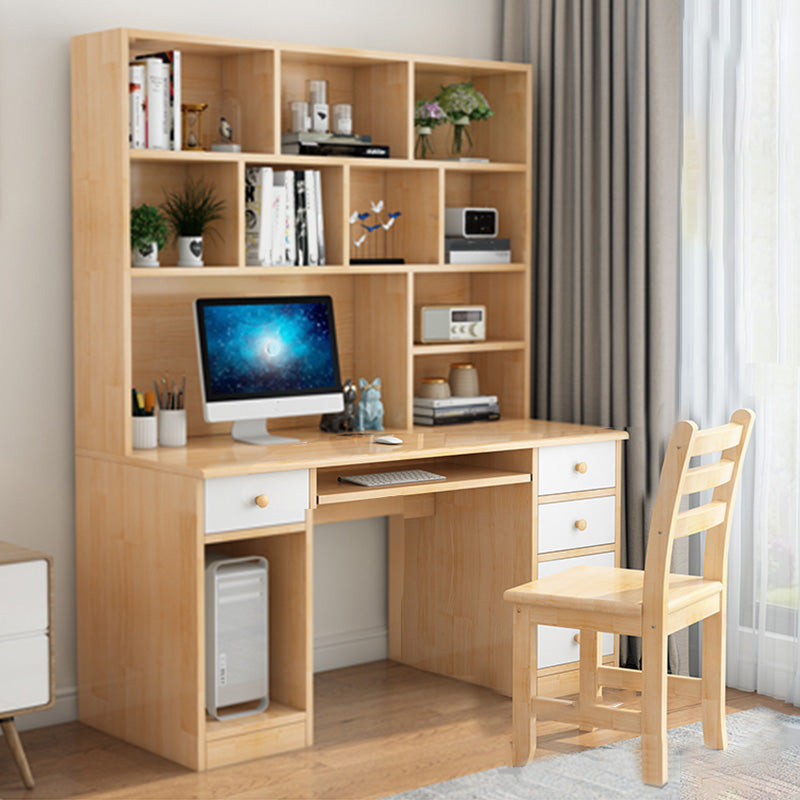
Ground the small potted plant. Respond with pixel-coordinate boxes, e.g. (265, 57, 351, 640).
(161, 178, 226, 267)
(130, 203, 169, 267)
(435, 82, 494, 157)
(414, 99, 447, 159)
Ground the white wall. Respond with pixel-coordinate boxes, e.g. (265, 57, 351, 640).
(0, 0, 503, 729)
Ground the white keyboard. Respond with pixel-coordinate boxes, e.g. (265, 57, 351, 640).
(338, 469, 447, 487)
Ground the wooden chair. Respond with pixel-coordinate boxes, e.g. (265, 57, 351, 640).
(503, 409, 755, 786)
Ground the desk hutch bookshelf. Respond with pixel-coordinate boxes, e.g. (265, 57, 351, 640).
(71, 28, 625, 772)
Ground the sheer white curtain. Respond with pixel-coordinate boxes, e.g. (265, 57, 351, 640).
(682, 0, 800, 700)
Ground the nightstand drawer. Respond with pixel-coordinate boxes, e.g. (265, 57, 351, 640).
(205, 470, 310, 534)
(536, 551, 615, 668)
(0, 634, 49, 712)
(538, 441, 616, 495)
(538, 496, 616, 553)
(0, 560, 48, 637)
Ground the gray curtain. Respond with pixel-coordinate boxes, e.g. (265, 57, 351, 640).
(502, 0, 681, 669)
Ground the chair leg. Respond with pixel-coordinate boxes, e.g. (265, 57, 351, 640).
(1, 717, 35, 789)
(701, 610, 727, 750)
(511, 605, 537, 765)
(578, 629, 602, 732)
(641, 627, 668, 787)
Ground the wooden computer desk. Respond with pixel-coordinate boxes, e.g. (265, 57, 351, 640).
(75, 418, 626, 771)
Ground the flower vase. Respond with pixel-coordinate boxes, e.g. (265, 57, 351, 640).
(415, 125, 433, 159)
(450, 116, 472, 157)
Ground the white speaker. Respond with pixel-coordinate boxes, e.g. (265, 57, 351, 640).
(205, 554, 269, 720)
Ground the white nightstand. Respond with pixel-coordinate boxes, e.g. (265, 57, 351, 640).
(0, 541, 53, 789)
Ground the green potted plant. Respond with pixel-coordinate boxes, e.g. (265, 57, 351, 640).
(130, 203, 169, 267)
(161, 178, 226, 267)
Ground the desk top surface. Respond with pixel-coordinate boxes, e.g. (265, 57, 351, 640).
(82, 418, 628, 479)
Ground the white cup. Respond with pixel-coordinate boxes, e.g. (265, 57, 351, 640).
(132, 416, 157, 449)
(159, 409, 187, 447)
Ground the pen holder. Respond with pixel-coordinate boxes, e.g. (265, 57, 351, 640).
(158, 409, 187, 447)
(132, 416, 157, 449)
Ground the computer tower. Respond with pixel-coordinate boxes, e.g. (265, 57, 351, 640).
(205, 554, 269, 720)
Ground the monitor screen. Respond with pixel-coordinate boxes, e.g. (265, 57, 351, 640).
(194, 296, 343, 445)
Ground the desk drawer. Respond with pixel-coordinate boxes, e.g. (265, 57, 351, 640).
(0, 560, 48, 637)
(0, 634, 49, 712)
(538, 496, 616, 553)
(538, 441, 616, 496)
(205, 470, 309, 534)
(536, 551, 615, 668)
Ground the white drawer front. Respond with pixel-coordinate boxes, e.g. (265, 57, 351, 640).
(538, 495, 616, 554)
(205, 470, 309, 534)
(538, 441, 616, 495)
(0, 560, 48, 637)
(0, 634, 49, 712)
(536, 551, 615, 668)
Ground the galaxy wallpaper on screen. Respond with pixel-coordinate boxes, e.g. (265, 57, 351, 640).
(201, 301, 339, 398)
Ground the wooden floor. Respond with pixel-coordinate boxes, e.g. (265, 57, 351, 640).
(1, 660, 797, 799)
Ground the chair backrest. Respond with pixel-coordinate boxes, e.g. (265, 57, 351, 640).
(642, 408, 755, 619)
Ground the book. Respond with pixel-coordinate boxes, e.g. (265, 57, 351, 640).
(135, 51, 181, 150)
(445, 237, 511, 252)
(273, 171, 296, 266)
(136, 57, 170, 149)
(447, 250, 511, 264)
(413, 394, 499, 409)
(282, 141, 390, 158)
(413, 402, 500, 420)
(294, 170, 308, 265)
(314, 170, 326, 266)
(244, 166, 273, 266)
(128, 63, 146, 149)
(305, 170, 319, 266)
(270, 183, 287, 265)
(281, 132, 373, 146)
(414, 410, 501, 425)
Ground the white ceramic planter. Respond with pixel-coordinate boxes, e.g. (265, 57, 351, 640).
(178, 235, 204, 267)
(132, 242, 160, 267)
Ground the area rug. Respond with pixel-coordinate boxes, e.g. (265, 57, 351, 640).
(384, 707, 800, 799)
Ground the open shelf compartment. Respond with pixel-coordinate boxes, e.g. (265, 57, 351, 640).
(280, 49, 411, 160)
(129, 33, 277, 154)
(203, 524, 311, 767)
(413, 60, 531, 165)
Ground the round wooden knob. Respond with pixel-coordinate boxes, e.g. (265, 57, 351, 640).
(574, 519, 588, 531)
(573, 633, 580, 644)
(575, 461, 588, 474)
(254, 494, 270, 508)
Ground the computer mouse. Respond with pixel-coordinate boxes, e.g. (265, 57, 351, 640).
(374, 435, 403, 445)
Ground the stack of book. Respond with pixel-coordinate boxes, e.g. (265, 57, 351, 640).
(281, 132, 389, 159)
(413, 395, 500, 426)
(245, 167, 325, 266)
(445, 237, 511, 264)
(129, 50, 181, 150)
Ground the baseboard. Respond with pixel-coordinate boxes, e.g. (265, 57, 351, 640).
(2, 686, 78, 732)
(314, 625, 388, 673)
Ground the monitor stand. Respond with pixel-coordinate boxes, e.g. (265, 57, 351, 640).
(232, 419, 300, 446)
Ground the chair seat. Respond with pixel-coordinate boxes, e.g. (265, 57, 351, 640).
(503, 565, 723, 635)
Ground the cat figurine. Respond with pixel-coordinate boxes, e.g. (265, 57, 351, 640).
(354, 377, 384, 431)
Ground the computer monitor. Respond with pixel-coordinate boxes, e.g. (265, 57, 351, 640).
(194, 295, 344, 445)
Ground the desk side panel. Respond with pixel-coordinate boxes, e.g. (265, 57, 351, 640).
(76, 456, 205, 770)
(396, 481, 534, 695)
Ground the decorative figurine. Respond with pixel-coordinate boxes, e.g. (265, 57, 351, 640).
(349, 202, 403, 264)
(354, 378, 384, 431)
(211, 114, 242, 153)
(320, 379, 358, 433)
